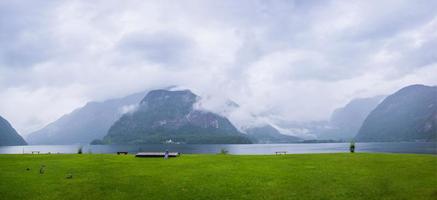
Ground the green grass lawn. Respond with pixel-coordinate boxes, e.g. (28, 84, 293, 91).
(0, 153, 436, 200)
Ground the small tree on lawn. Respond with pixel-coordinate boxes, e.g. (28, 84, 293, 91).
(220, 148, 229, 155)
(350, 141, 355, 153)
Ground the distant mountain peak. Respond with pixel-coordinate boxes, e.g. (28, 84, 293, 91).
(141, 89, 196, 102)
(140, 89, 198, 111)
(398, 84, 435, 90)
(103, 89, 251, 144)
(245, 124, 300, 144)
(26, 91, 147, 145)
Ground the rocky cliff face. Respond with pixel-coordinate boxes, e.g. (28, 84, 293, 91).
(103, 90, 252, 144)
(356, 84, 437, 142)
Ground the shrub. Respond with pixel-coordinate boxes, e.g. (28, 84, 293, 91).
(350, 141, 356, 153)
(219, 148, 229, 155)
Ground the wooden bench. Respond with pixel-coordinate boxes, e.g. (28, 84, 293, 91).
(135, 152, 180, 158)
(275, 151, 287, 155)
(31, 151, 40, 154)
(117, 152, 128, 155)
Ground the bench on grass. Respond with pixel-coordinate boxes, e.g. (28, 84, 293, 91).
(135, 152, 180, 158)
(117, 152, 128, 155)
(275, 151, 287, 155)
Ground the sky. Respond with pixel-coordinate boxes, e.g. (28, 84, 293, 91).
(0, 0, 436, 136)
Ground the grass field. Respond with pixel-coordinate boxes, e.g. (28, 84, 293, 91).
(0, 153, 436, 200)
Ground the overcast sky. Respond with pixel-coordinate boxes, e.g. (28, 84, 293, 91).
(1, 0, 436, 136)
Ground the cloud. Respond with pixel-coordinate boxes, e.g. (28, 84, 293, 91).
(119, 104, 139, 115)
(0, 0, 436, 136)
(0, 1, 58, 68)
(117, 31, 194, 66)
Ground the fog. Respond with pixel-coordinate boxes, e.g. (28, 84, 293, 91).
(0, 0, 436, 136)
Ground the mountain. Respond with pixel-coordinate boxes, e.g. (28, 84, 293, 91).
(0, 115, 27, 146)
(319, 96, 384, 140)
(356, 84, 437, 142)
(27, 91, 146, 145)
(274, 95, 384, 140)
(246, 125, 300, 143)
(103, 90, 252, 144)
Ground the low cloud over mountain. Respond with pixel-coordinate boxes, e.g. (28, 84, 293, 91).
(1, 1, 437, 138)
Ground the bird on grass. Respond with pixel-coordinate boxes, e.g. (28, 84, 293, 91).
(39, 165, 45, 174)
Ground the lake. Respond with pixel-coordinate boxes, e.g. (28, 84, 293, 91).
(0, 142, 435, 155)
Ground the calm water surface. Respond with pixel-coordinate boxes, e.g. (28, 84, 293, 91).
(0, 142, 435, 155)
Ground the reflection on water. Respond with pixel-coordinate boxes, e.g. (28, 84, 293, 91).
(0, 142, 435, 155)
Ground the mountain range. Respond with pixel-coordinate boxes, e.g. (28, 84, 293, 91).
(27, 91, 146, 144)
(22, 84, 437, 145)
